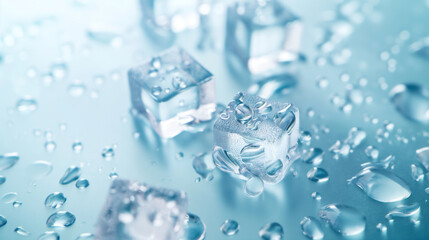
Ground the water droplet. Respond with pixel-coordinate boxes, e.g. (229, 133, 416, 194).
(255, 101, 272, 115)
(302, 148, 324, 165)
(300, 216, 324, 240)
(389, 83, 429, 123)
(411, 164, 424, 182)
(266, 159, 284, 176)
(176, 152, 184, 160)
(0, 176, 5, 185)
(376, 223, 387, 232)
(1, 192, 18, 203)
(51, 63, 68, 80)
(46, 211, 76, 228)
(59, 166, 81, 185)
(344, 127, 366, 148)
(416, 147, 429, 171)
(220, 219, 239, 236)
(273, 105, 296, 133)
(102, 146, 115, 160)
(193, 153, 216, 181)
(13, 201, 22, 208)
(28, 161, 53, 180)
(349, 167, 410, 202)
(109, 172, 119, 179)
(180, 213, 206, 240)
(75, 233, 95, 240)
(172, 75, 188, 89)
(259, 222, 284, 240)
(44, 140, 57, 152)
(245, 176, 264, 197)
(346, 89, 363, 105)
(16, 97, 38, 113)
(15, 226, 30, 236)
(72, 141, 84, 153)
(365, 146, 379, 160)
(240, 144, 265, 162)
(235, 103, 253, 124)
(151, 86, 162, 96)
(410, 37, 429, 60)
(76, 178, 90, 189)
(319, 204, 366, 236)
(37, 231, 59, 240)
(385, 203, 420, 220)
(68, 83, 86, 97)
(299, 131, 312, 145)
(307, 168, 329, 182)
(312, 192, 322, 201)
(212, 148, 240, 175)
(45, 192, 67, 209)
(0, 152, 19, 170)
(0, 215, 7, 228)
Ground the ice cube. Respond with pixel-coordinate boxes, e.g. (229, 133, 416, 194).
(225, 0, 303, 80)
(213, 92, 299, 183)
(96, 178, 188, 240)
(140, 0, 201, 36)
(128, 47, 216, 138)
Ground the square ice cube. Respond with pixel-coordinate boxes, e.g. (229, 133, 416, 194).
(96, 178, 188, 240)
(213, 92, 299, 183)
(225, 0, 303, 80)
(140, 0, 201, 35)
(128, 47, 216, 138)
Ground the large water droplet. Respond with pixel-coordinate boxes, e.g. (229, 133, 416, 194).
(192, 153, 216, 180)
(28, 161, 53, 180)
(348, 167, 411, 202)
(307, 167, 329, 183)
(0, 152, 19, 170)
(300, 216, 324, 240)
(59, 166, 81, 185)
(75, 233, 95, 240)
(37, 231, 60, 240)
(220, 219, 239, 236)
(45, 192, 67, 209)
(319, 204, 366, 236)
(245, 176, 264, 197)
(385, 203, 420, 220)
(16, 97, 38, 113)
(259, 222, 284, 240)
(0, 215, 7, 228)
(1, 192, 18, 203)
(180, 213, 206, 240)
(416, 147, 429, 171)
(76, 178, 90, 189)
(235, 103, 253, 124)
(389, 83, 429, 123)
(46, 211, 76, 228)
(302, 148, 324, 165)
(15, 226, 30, 236)
(212, 148, 240, 175)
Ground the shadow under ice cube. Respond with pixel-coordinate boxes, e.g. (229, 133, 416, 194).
(213, 93, 299, 183)
(96, 179, 188, 240)
(128, 47, 216, 138)
(225, 0, 303, 80)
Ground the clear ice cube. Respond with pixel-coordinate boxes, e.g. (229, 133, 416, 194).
(96, 178, 188, 240)
(213, 92, 299, 183)
(128, 47, 216, 138)
(225, 0, 303, 80)
(140, 0, 201, 36)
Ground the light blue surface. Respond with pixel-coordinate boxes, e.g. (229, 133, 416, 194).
(1, 0, 429, 239)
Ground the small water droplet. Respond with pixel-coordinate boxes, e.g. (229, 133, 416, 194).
(59, 166, 81, 185)
(385, 203, 420, 220)
(0, 176, 5, 185)
(13, 201, 22, 208)
(68, 83, 86, 97)
(1, 192, 18, 203)
(319, 204, 366, 236)
(349, 167, 411, 202)
(15, 226, 30, 236)
(365, 146, 379, 160)
(345, 127, 366, 148)
(389, 83, 429, 123)
(176, 152, 184, 160)
(0, 215, 7, 228)
(75, 233, 95, 240)
(416, 147, 429, 171)
(220, 219, 239, 236)
(151, 86, 162, 96)
(51, 63, 68, 80)
(192, 153, 216, 180)
(109, 172, 119, 179)
(180, 213, 206, 240)
(37, 231, 59, 240)
(44, 140, 57, 152)
(240, 144, 265, 162)
(245, 176, 264, 197)
(235, 103, 253, 124)
(45, 192, 66, 209)
(76, 178, 90, 189)
(302, 148, 324, 165)
(376, 223, 387, 232)
(172, 75, 188, 89)
(72, 141, 84, 153)
(266, 159, 284, 177)
(259, 222, 284, 240)
(102, 146, 115, 160)
(46, 211, 76, 228)
(0, 152, 19, 170)
(16, 97, 38, 113)
(307, 167, 329, 182)
(410, 164, 424, 182)
(311, 192, 322, 201)
(300, 216, 324, 240)
(212, 148, 240, 175)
